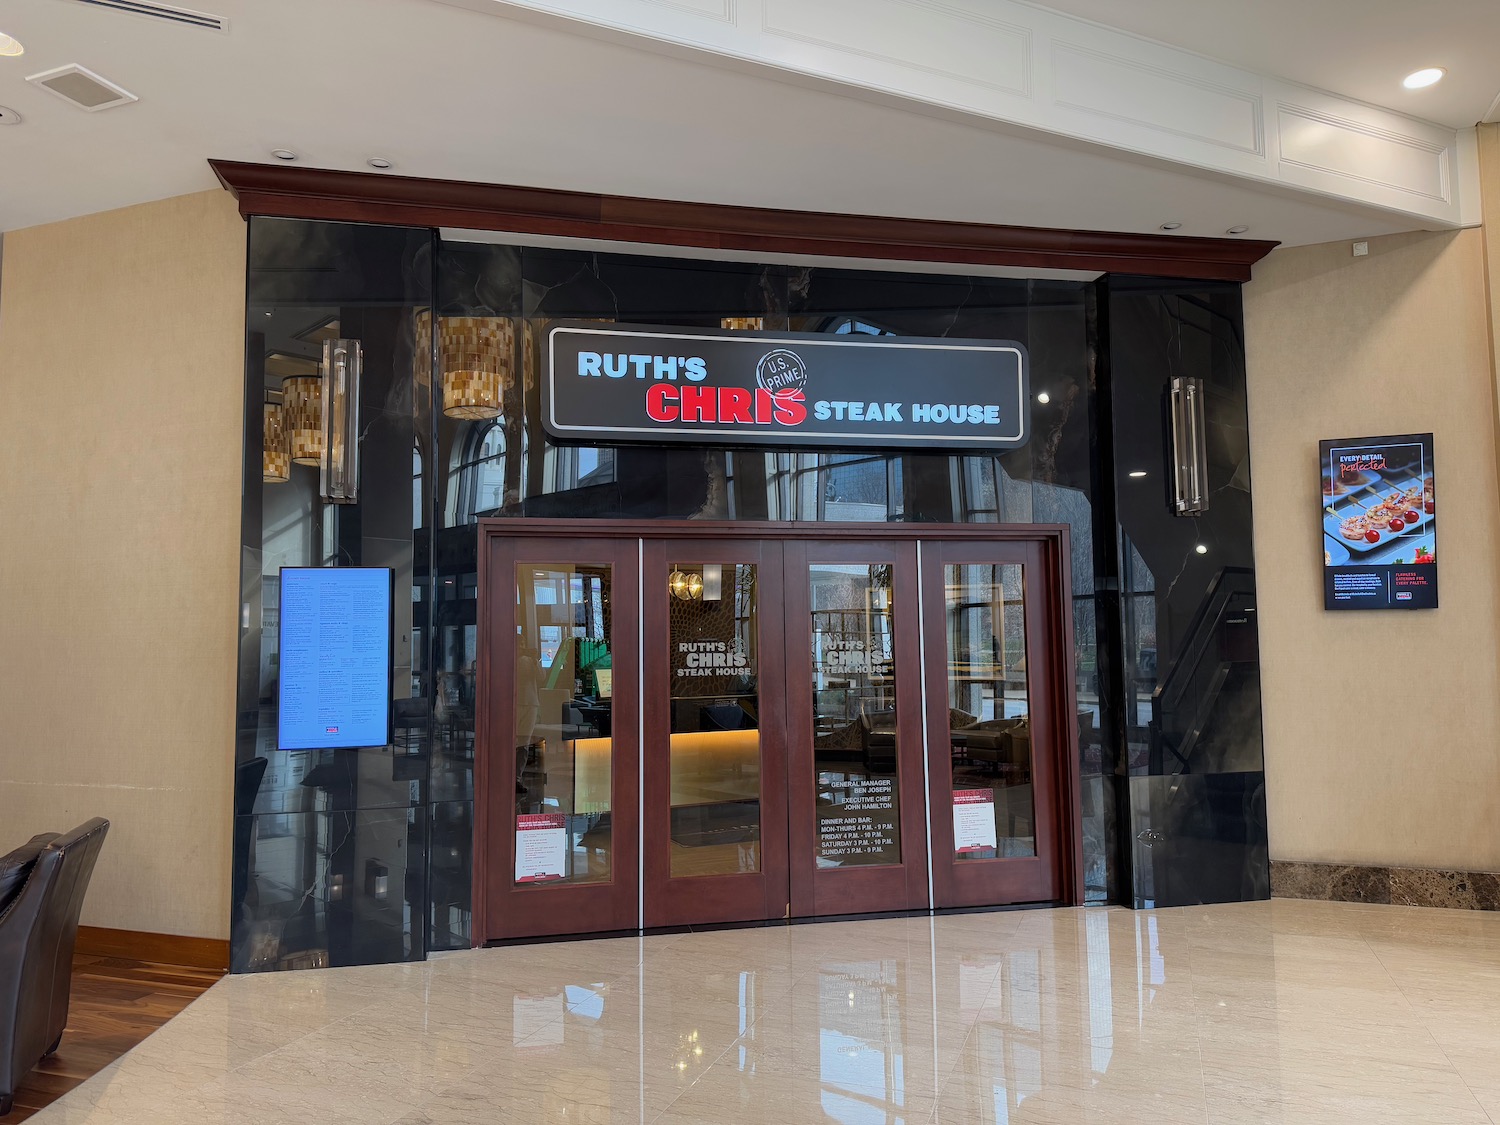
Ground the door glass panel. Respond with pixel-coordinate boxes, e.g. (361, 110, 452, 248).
(515, 563, 613, 885)
(945, 563, 1036, 859)
(808, 564, 902, 868)
(667, 563, 762, 877)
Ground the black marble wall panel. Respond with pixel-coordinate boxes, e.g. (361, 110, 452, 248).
(235, 218, 435, 971)
(237, 223, 1270, 971)
(1105, 278, 1270, 908)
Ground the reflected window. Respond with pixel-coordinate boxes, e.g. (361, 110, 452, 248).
(766, 453, 903, 521)
(448, 422, 506, 524)
(545, 445, 617, 493)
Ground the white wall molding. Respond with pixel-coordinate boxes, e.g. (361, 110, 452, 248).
(434, 0, 1469, 228)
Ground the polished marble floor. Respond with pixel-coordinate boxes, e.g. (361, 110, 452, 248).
(29, 899, 1500, 1124)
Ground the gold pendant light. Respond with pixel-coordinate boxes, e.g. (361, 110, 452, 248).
(441, 316, 513, 420)
(281, 374, 324, 465)
(262, 399, 289, 483)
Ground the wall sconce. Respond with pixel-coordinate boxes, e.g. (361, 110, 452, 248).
(365, 858, 389, 902)
(282, 374, 323, 465)
(320, 338, 362, 504)
(441, 316, 512, 419)
(669, 570, 703, 600)
(262, 397, 289, 483)
(1169, 376, 1209, 515)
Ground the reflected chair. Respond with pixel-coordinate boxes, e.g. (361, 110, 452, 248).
(0, 818, 110, 1116)
(859, 709, 899, 773)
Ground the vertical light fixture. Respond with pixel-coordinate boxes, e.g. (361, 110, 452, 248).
(702, 564, 723, 601)
(282, 373, 323, 465)
(320, 338, 362, 504)
(262, 396, 289, 483)
(1169, 376, 1209, 514)
(441, 316, 512, 419)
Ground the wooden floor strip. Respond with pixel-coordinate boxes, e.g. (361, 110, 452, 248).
(6, 955, 220, 1121)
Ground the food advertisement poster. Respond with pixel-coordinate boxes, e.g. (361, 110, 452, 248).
(1320, 433, 1437, 610)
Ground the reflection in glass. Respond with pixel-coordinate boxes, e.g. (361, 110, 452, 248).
(515, 563, 613, 885)
(946, 564, 1036, 859)
(667, 563, 761, 877)
(809, 564, 901, 868)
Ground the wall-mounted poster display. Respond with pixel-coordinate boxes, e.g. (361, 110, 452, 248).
(1320, 433, 1437, 610)
(277, 567, 394, 749)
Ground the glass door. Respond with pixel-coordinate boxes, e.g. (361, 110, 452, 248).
(920, 539, 1067, 908)
(784, 540, 930, 917)
(480, 536, 640, 940)
(642, 539, 790, 927)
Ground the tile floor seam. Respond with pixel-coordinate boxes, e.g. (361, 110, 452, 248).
(1361, 927, 1500, 1123)
(643, 1025, 751, 1124)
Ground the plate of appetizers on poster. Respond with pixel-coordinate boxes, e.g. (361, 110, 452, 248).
(1322, 448, 1435, 563)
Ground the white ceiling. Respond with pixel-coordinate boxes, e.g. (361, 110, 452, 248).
(0, 0, 1482, 245)
(1035, 0, 1500, 131)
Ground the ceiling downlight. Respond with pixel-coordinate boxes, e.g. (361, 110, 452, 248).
(65, 0, 227, 32)
(26, 65, 138, 112)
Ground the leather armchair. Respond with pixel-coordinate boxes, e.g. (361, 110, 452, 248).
(0, 818, 109, 1117)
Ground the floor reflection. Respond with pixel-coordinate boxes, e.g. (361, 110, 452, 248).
(32, 900, 1500, 1124)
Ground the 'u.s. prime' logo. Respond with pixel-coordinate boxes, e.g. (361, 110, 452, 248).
(756, 349, 808, 395)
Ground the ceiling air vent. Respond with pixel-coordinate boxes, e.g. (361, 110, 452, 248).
(26, 65, 138, 112)
(66, 0, 227, 32)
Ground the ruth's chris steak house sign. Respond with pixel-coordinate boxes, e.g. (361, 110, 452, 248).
(542, 322, 1030, 451)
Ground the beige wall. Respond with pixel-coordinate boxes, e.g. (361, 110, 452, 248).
(1245, 226, 1500, 871)
(0, 190, 245, 939)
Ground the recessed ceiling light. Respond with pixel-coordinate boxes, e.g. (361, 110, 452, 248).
(1035, 391, 1050, 404)
(0, 105, 20, 126)
(1195, 544, 1208, 555)
(271, 148, 298, 161)
(1226, 225, 1249, 235)
(1128, 471, 1148, 478)
(1402, 67, 1445, 89)
(367, 157, 393, 170)
(0, 32, 23, 57)
(1160, 222, 1182, 231)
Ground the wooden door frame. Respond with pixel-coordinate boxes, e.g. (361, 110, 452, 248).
(922, 538, 1072, 908)
(641, 537, 791, 927)
(473, 519, 1082, 943)
(784, 538, 930, 917)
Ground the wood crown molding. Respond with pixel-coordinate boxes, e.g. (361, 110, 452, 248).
(209, 160, 1276, 282)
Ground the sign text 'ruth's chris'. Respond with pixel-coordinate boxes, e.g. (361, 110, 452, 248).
(542, 322, 1030, 450)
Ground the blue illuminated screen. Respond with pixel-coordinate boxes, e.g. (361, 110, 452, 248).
(277, 567, 393, 750)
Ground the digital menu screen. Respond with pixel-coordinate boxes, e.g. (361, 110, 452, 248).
(1319, 433, 1437, 610)
(277, 567, 393, 749)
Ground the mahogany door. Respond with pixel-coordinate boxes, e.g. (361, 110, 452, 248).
(479, 536, 640, 940)
(920, 538, 1068, 908)
(783, 540, 931, 917)
(642, 539, 790, 927)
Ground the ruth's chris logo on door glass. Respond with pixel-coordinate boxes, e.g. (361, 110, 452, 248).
(542, 322, 1030, 451)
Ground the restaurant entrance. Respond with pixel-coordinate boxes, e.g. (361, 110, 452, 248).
(476, 522, 1079, 943)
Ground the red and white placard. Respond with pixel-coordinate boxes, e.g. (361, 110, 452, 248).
(952, 789, 998, 855)
(515, 813, 567, 882)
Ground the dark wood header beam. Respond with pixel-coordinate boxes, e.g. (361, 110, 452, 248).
(210, 159, 1277, 282)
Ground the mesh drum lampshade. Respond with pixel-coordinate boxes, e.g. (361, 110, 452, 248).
(721, 317, 765, 331)
(282, 374, 324, 465)
(262, 400, 289, 483)
(441, 316, 512, 420)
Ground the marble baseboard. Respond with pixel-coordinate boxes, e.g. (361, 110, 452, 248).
(1272, 861, 1500, 910)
